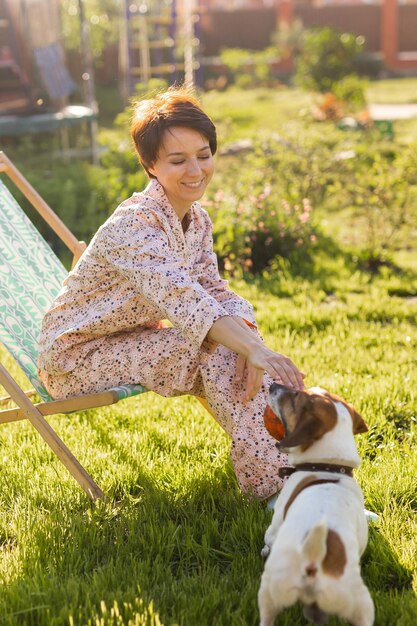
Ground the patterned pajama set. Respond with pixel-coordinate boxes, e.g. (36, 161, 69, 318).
(38, 180, 287, 500)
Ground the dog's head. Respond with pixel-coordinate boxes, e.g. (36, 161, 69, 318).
(263, 384, 368, 453)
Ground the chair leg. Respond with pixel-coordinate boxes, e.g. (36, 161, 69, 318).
(0, 365, 103, 500)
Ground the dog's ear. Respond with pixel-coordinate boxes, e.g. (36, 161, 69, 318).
(325, 390, 368, 436)
(350, 408, 368, 435)
(278, 397, 337, 451)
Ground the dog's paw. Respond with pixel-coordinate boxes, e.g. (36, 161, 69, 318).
(261, 545, 270, 559)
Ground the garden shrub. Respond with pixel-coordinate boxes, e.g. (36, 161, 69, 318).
(331, 74, 368, 112)
(205, 121, 417, 276)
(10, 87, 416, 280)
(206, 185, 317, 275)
(204, 128, 342, 274)
(312, 74, 368, 121)
(295, 27, 365, 94)
(295, 27, 368, 118)
(257, 123, 348, 207)
(341, 142, 417, 270)
(219, 47, 281, 89)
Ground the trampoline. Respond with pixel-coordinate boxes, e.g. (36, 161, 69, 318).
(0, 104, 96, 136)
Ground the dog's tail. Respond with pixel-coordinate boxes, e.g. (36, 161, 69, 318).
(302, 518, 328, 579)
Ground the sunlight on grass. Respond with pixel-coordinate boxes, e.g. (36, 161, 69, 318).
(1, 262, 416, 625)
(366, 78, 417, 105)
(202, 87, 313, 142)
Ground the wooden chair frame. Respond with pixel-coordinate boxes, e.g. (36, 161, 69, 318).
(0, 150, 114, 500)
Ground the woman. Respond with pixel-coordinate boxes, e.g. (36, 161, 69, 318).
(38, 87, 305, 502)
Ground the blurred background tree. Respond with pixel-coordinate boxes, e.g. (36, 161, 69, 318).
(294, 26, 365, 94)
(61, 0, 119, 61)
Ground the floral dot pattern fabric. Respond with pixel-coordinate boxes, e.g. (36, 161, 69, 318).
(38, 179, 287, 499)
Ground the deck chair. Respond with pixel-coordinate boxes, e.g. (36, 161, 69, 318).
(0, 151, 148, 500)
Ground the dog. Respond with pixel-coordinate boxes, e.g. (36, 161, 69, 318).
(258, 384, 374, 626)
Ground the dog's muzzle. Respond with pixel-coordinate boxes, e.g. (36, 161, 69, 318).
(263, 383, 292, 441)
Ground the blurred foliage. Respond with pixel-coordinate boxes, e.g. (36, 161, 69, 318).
(331, 74, 368, 112)
(217, 26, 369, 116)
(207, 182, 317, 276)
(295, 27, 366, 94)
(219, 47, 280, 89)
(14, 157, 146, 265)
(14, 119, 417, 275)
(61, 0, 120, 60)
(205, 121, 417, 275)
(205, 124, 347, 275)
(340, 142, 417, 270)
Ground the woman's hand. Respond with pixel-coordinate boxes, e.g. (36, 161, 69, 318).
(236, 347, 305, 403)
(236, 355, 264, 403)
(207, 316, 305, 402)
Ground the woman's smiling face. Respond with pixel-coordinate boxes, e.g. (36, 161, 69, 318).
(148, 126, 214, 220)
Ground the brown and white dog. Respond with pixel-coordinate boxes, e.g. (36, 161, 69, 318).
(258, 384, 374, 626)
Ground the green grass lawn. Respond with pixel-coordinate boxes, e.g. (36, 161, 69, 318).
(366, 78, 417, 105)
(202, 86, 313, 142)
(1, 263, 416, 625)
(1, 78, 417, 624)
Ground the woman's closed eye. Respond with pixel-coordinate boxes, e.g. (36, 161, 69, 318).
(170, 156, 211, 165)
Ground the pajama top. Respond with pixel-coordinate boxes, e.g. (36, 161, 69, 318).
(38, 179, 256, 385)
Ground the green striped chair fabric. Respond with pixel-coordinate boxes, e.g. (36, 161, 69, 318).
(0, 178, 147, 404)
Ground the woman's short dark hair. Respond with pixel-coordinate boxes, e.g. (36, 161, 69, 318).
(130, 86, 217, 178)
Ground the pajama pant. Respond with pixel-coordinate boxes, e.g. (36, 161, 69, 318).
(40, 326, 288, 500)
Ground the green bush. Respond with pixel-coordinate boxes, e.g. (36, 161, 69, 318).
(219, 47, 280, 89)
(207, 186, 317, 275)
(9, 86, 417, 279)
(205, 130, 341, 274)
(332, 74, 368, 112)
(342, 142, 417, 269)
(205, 120, 417, 276)
(295, 27, 365, 94)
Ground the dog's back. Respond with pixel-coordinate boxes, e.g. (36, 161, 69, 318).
(271, 472, 368, 555)
(260, 491, 373, 626)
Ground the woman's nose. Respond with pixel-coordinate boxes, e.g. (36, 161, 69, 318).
(186, 158, 202, 176)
